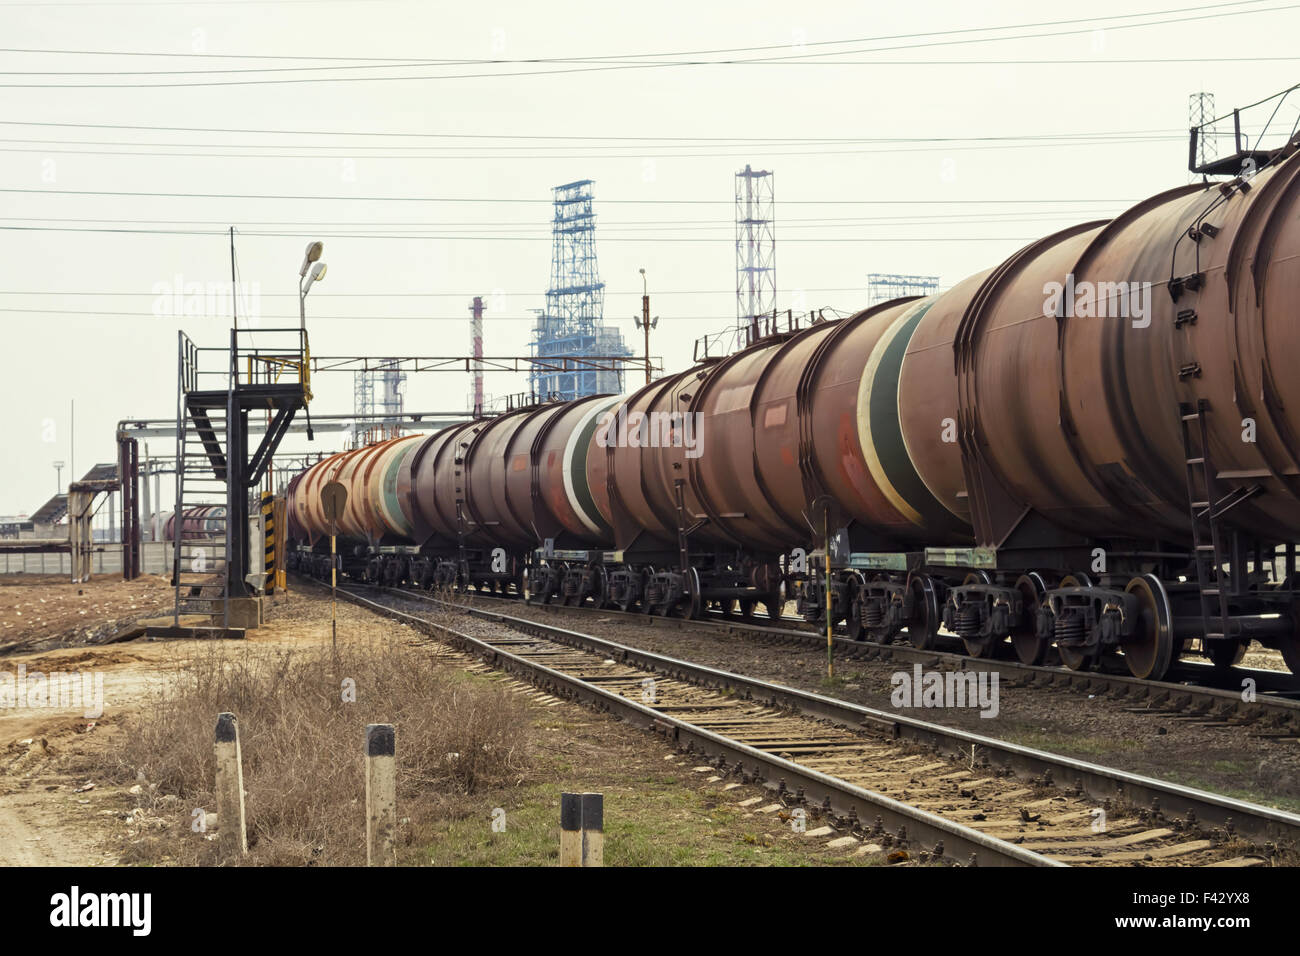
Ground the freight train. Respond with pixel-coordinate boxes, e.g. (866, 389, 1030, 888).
(156, 506, 227, 541)
(286, 142, 1300, 682)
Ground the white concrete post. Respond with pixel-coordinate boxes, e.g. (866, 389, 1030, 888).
(214, 712, 248, 856)
(365, 724, 396, 866)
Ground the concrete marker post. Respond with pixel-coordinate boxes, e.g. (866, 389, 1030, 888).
(560, 791, 604, 866)
(580, 792, 604, 867)
(365, 723, 397, 866)
(213, 712, 248, 856)
(559, 792, 582, 866)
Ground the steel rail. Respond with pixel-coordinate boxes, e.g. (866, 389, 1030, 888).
(319, 580, 1061, 867)
(356, 581, 1300, 848)
(462, 588, 1300, 731)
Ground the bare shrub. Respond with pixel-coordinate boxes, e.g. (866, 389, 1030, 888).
(114, 639, 534, 865)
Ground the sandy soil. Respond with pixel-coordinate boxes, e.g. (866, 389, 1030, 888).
(0, 574, 174, 655)
(0, 582, 312, 867)
(0, 644, 202, 865)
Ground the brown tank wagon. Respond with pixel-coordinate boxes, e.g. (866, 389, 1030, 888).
(881, 156, 1300, 677)
(285, 133, 1300, 681)
(378, 395, 625, 596)
(159, 505, 227, 542)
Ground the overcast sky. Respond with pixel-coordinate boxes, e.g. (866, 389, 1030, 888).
(2, 0, 1299, 517)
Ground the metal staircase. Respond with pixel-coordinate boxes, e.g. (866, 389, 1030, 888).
(173, 333, 231, 627)
(172, 328, 310, 632)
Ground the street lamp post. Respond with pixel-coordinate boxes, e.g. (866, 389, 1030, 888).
(633, 267, 658, 386)
(297, 241, 327, 443)
(298, 240, 327, 331)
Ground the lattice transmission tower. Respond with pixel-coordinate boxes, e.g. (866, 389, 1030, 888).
(735, 165, 776, 343)
(1189, 91, 1218, 171)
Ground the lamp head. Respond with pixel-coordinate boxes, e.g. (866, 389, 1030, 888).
(302, 260, 327, 293)
(299, 240, 324, 278)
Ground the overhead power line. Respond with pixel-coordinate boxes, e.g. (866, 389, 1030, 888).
(0, 287, 863, 297)
(0, 186, 1137, 204)
(0, 129, 1187, 147)
(0, 0, 1275, 61)
(0, 208, 1127, 227)
(0, 307, 840, 322)
(0, 2, 1293, 86)
(0, 137, 1183, 161)
(0, 118, 1195, 141)
(0, 224, 1044, 242)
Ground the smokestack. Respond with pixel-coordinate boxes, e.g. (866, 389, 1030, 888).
(471, 296, 484, 418)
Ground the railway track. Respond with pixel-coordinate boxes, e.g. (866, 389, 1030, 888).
(305, 575, 1300, 867)
(444, 587, 1300, 744)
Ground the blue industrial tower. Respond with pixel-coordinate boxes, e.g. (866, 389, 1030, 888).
(529, 180, 631, 402)
(866, 273, 940, 305)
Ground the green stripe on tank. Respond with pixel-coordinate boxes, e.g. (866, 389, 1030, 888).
(381, 448, 413, 538)
(569, 401, 615, 533)
(868, 301, 962, 534)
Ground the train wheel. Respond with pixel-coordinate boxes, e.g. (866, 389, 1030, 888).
(1010, 573, 1049, 665)
(1282, 636, 1300, 677)
(739, 599, 755, 622)
(907, 575, 941, 650)
(687, 569, 704, 620)
(1207, 639, 1247, 670)
(846, 600, 864, 641)
(762, 584, 784, 624)
(1121, 573, 1175, 680)
(591, 566, 609, 609)
(1277, 601, 1300, 675)
(1056, 646, 1089, 671)
(719, 599, 737, 620)
(844, 573, 865, 642)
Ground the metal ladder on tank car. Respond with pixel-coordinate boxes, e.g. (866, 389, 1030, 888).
(1178, 400, 1261, 644)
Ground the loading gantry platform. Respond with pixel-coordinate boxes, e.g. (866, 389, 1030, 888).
(173, 327, 310, 633)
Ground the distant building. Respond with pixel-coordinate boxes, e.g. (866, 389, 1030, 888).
(867, 273, 940, 306)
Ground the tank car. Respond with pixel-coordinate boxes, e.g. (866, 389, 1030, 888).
(286, 139, 1300, 681)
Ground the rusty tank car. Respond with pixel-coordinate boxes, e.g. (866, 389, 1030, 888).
(286, 134, 1300, 681)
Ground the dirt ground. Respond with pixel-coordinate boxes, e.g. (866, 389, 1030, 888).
(0, 573, 174, 656)
(0, 581, 882, 866)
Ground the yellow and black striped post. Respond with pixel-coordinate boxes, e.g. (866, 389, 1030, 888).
(261, 492, 276, 595)
(273, 496, 287, 592)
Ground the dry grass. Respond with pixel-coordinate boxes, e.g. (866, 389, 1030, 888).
(114, 639, 534, 865)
